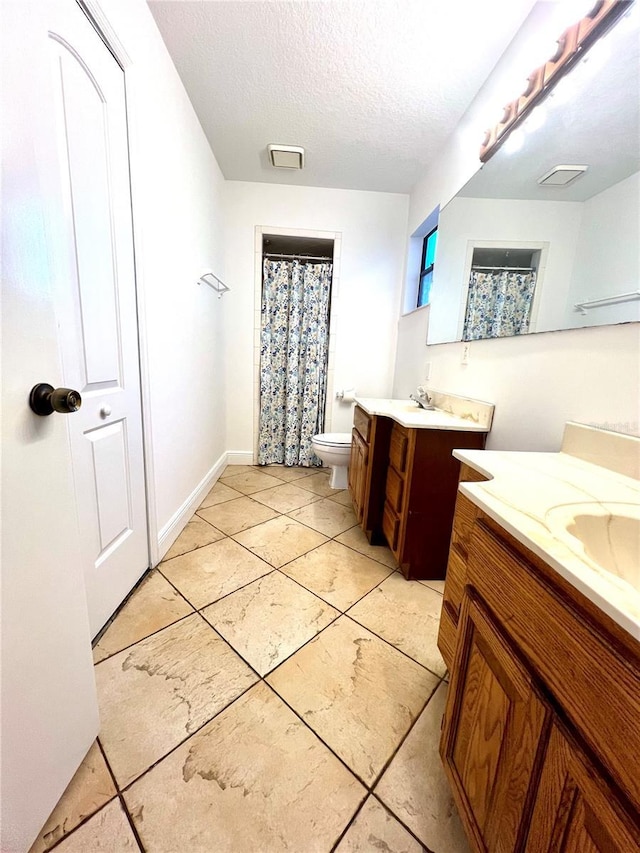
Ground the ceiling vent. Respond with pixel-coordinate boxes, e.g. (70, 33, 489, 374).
(267, 144, 305, 169)
(537, 165, 588, 187)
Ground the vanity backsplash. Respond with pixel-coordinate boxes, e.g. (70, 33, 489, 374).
(425, 389, 494, 430)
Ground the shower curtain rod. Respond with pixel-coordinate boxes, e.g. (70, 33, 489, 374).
(472, 265, 534, 271)
(264, 252, 333, 261)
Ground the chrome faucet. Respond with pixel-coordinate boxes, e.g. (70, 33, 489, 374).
(409, 387, 434, 410)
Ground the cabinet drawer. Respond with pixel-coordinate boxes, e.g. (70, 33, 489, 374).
(382, 502, 400, 552)
(385, 466, 404, 513)
(438, 602, 457, 673)
(450, 492, 480, 557)
(389, 424, 408, 473)
(443, 544, 466, 620)
(469, 521, 640, 812)
(353, 406, 371, 444)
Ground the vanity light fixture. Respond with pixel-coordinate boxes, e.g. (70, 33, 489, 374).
(480, 0, 632, 162)
(267, 144, 305, 169)
(537, 164, 589, 186)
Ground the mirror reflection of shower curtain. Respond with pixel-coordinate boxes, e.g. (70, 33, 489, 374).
(259, 259, 332, 466)
(463, 269, 537, 341)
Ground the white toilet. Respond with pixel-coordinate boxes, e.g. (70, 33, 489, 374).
(311, 432, 352, 489)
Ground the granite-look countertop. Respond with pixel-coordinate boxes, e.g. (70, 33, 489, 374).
(355, 391, 494, 432)
(453, 423, 640, 640)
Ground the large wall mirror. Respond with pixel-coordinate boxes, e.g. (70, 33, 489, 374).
(427, 5, 639, 345)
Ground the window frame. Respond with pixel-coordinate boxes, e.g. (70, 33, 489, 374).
(417, 226, 438, 308)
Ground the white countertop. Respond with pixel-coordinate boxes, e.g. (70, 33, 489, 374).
(355, 397, 491, 432)
(454, 443, 640, 640)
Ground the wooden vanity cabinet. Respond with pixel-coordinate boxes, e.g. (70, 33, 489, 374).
(441, 591, 549, 852)
(383, 425, 490, 579)
(440, 489, 640, 852)
(350, 417, 487, 580)
(348, 427, 368, 524)
(348, 406, 392, 542)
(526, 723, 640, 853)
(438, 464, 489, 668)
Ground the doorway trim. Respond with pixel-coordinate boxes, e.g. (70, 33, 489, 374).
(77, 0, 158, 566)
(456, 239, 550, 339)
(253, 226, 342, 465)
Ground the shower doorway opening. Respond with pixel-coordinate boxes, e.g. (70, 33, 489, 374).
(253, 227, 342, 466)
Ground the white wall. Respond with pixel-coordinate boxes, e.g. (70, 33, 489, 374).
(567, 171, 640, 327)
(99, 0, 228, 555)
(394, 322, 639, 451)
(224, 182, 409, 451)
(393, 3, 640, 449)
(429, 196, 583, 342)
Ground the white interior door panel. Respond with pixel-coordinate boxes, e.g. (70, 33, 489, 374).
(49, 4, 149, 636)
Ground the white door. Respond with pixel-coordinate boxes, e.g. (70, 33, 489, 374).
(48, 1, 149, 636)
(1, 3, 101, 850)
(1, 0, 148, 848)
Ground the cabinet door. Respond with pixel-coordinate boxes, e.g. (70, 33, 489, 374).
(526, 723, 640, 852)
(348, 428, 367, 523)
(441, 592, 549, 853)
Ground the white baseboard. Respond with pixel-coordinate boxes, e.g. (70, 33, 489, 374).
(226, 450, 255, 465)
(156, 452, 228, 563)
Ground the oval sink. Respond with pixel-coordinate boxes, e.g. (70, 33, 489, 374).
(545, 502, 640, 588)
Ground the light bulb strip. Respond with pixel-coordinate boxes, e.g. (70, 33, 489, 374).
(479, 0, 632, 163)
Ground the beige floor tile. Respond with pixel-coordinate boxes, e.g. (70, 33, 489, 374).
(162, 518, 224, 560)
(328, 489, 353, 507)
(219, 464, 256, 479)
(375, 683, 469, 852)
(296, 471, 340, 498)
(124, 682, 365, 852)
(28, 742, 116, 853)
(197, 495, 279, 535)
(281, 541, 393, 611)
(198, 480, 243, 509)
(221, 469, 285, 494)
(93, 571, 193, 664)
(335, 796, 424, 853)
(49, 799, 138, 852)
(202, 572, 339, 675)
(263, 464, 318, 481)
(251, 481, 322, 513)
(96, 614, 257, 787)
(233, 516, 327, 568)
(335, 525, 398, 569)
(161, 538, 273, 609)
(267, 617, 438, 785)
(348, 574, 446, 676)
(288, 498, 357, 537)
(420, 579, 445, 595)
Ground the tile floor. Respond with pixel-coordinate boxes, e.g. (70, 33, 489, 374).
(30, 464, 469, 853)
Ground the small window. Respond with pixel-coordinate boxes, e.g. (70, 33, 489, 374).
(417, 227, 438, 308)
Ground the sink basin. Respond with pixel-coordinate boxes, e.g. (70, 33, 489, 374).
(545, 502, 640, 588)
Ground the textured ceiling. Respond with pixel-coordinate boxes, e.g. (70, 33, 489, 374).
(147, 0, 537, 193)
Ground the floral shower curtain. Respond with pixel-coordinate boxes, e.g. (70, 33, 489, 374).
(463, 269, 537, 341)
(258, 258, 333, 466)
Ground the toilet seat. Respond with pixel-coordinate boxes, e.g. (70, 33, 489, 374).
(313, 432, 351, 448)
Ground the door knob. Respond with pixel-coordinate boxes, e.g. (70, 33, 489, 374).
(29, 383, 82, 416)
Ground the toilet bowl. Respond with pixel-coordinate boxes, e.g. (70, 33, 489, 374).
(311, 433, 352, 489)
